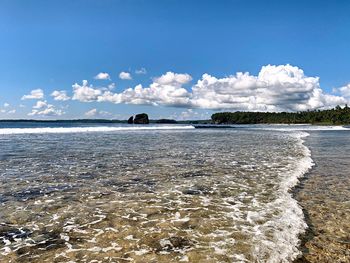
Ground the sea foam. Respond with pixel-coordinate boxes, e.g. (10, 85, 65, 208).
(251, 131, 314, 262)
(0, 125, 195, 135)
(255, 125, 350, 131)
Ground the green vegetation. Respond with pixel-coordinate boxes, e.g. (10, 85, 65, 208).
(211, 105, 350, 125)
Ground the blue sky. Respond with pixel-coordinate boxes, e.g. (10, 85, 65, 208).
(1, 0, 350, 119)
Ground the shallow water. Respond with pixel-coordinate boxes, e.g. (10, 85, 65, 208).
(295, 130, 350, 262)
(0, 125, 315, 263)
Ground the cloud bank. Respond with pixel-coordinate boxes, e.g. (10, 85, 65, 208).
(190, 65, 346, 111)
(69, 65, 348, 112)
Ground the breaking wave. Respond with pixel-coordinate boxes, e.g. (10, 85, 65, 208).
(0, 125, 195, 135)
(251, 131, 314, 262)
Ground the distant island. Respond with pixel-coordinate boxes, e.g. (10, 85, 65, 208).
(1, 106, 350, 125)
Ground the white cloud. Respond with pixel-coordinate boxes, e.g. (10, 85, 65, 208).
(28, 101, 64, 116)
(70, 65, 349, 112)
(33, 100, 48, 109)
(135, 68, 147, 74)
(190, 65, 347, 111)
(94, 72, 111, 80)
(72, 80, 103, 102)
(339, 83, 350, 98)
(71, 72, 192, 107)
(85, 108, 97, 117)
(84, 108, 111, 118)
(98, 72, 192, 107)
(153, 72, 192, 85)
(119, 71, 132, 80)
(21, 89, 44, 100)
(0, 103, 16, 115)
(108, 83, 116, 90)
(51, 90, 70, 101)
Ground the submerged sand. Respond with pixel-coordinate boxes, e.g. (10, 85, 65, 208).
(295, 131, 350, 262)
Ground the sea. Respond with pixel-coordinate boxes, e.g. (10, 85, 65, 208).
(0, 122, 349, 263)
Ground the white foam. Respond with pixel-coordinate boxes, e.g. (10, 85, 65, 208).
(251, 131, 314, 262)
(252, 124, 349, 131)
(0, 125, 195, 135)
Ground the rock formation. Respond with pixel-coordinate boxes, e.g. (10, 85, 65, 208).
(134, 113, 149, 124)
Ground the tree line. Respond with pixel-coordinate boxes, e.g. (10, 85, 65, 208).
(211, 105, 350, 125)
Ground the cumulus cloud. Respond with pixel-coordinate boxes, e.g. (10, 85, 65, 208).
(33, 100, 48, 109)
(153, 72, 192, 85)
(119, 71, 132, 80)
(70, 65, 349, 112)
(135, 68, 147, 74)
(51, 90, 70, 101)
(72, 80, 103, 102)
(28, 101, 64, 116)
(338, 83, 350, 98)
(21, 89, 44, 100)
(191, 65, 347, 111)
(85, 108, 112, 118)
(94, 72, 111, 80)
(3, 103, 10, 108)
(98, 72, 192, 106)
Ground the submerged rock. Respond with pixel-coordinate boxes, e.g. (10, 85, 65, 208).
(182, 189, 202, 195)
(180, 171, 209, 178)
(0, 225, 32, 244)
(182, 185, 213, 195)
(134, 113, 149, 124)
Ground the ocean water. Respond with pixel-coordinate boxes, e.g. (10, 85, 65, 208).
(0, 123, 348, 262)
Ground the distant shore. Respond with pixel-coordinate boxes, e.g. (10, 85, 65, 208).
(0, 119, 211, 125)
(0, 119, 348, 127)
(1, 105, 350, 126)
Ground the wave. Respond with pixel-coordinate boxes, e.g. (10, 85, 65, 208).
(254, 125, 349, 131)
(0, 125, 195, 135)
(252, 131, 314, 262)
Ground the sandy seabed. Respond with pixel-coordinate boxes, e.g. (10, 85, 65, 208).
(295, 132, 350, 263)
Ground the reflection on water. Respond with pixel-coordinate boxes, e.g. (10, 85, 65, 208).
(0, 129, 310, 262)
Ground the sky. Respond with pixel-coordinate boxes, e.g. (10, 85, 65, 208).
(1, 0, 350, 120)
